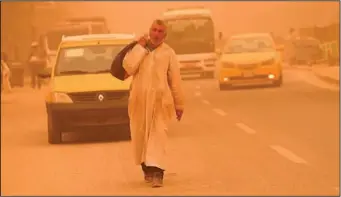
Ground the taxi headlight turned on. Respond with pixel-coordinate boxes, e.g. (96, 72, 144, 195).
(51, 92, 73, 103)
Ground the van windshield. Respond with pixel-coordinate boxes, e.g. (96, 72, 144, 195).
(165, 17, 215, 54)
(55, 45, 124, 76)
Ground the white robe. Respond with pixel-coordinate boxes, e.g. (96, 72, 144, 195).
(1, 60, 12, 92)
(123, 43, 185, 170)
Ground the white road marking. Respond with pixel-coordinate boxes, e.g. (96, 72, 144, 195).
(213, 108, 227, 116)
(201, 99, 210, 105)
(270, 145, 307, 164)
(195, 91, 201, 96)
(235, 123, 256, 134)
(195, 85, 201, 89)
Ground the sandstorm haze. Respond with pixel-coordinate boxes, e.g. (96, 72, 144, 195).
(1, 1, 340, 196)
(64, 1, 339, 36)
(1, 1, 339, 60)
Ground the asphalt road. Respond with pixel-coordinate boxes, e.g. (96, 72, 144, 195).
(1, 68, 339, 195)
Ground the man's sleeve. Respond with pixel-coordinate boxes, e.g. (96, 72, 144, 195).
(122, 44, 148, 76)
(168, 49, 185, 111)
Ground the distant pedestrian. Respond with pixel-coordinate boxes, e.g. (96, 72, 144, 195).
(122, 19, 185, 188)
(1, 52, 12, 93)
(27, 42, 47, 89)
(285, 28, 298, 67)
(216, 32, 225, 52)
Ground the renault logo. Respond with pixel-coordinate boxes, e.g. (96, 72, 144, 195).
(98, 94, 104, 102)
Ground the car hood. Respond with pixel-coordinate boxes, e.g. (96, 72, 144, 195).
(220, 51, 278, 64)
(51, 73, 131, 93)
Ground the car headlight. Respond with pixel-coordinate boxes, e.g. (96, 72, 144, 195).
(222, 62, 235, 68)
(262, 58, 275, 66)
(51, 92, 73, 103)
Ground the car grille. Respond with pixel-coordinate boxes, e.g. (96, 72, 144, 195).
(56, 108, 128, 120)
(181, 60, 200, 64)
(68, 91, 129, 103)
(230, 75, 269, 80)
(54, 108, 129, 126)
(237, 63, 258, 70)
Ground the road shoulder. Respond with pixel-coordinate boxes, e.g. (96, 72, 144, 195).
(312, 65, 339, 85)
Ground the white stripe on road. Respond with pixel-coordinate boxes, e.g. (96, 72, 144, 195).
(195, 85, 201, 89)
(201, 99, 210, 105)
(235, 123, 256, 134)
(270, 145, 307, 164)
(213, 108, 227, 116)
(195, 91, 201, 96)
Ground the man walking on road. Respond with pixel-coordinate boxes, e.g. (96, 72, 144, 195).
(285, 28, 298, 67)
(123, 19, 185, 188)
(27, 42, 47, 89)
(1, 52, 12, 93)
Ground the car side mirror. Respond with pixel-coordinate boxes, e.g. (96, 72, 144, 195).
(38, 67, 52, 79)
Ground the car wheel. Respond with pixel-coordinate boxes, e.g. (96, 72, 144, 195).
(219, 84, 230, 90)
(116, 124, 131, 141)
(273, 75, 283, 87)
(47, 112, 62, 144)
(124, 124, 131, 140)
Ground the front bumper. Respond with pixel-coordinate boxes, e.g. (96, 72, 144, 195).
(46, 100, 129, 127)
(218, 67, 282, 86)
(180, 63, 216, 76)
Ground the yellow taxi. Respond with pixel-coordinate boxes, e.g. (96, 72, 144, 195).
(38, 34, 134, 144)
(216, 33, 283, 90)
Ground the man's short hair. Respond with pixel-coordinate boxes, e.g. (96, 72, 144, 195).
(152, 19, 167, 33)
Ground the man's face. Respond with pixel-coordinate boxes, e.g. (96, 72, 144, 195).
(149, 22, 166, 46)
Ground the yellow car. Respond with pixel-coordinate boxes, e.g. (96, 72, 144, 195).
(39, 34, 134, 144)
(216, 33, 283, 90)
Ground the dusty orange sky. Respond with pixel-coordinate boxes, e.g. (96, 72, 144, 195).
(63, 1, 339, 37)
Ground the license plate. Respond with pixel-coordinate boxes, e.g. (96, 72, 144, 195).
(243, 71, 254, 77)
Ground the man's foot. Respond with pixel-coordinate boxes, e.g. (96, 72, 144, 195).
(151, 172, 163, 188)
(144, 172, 153, 183)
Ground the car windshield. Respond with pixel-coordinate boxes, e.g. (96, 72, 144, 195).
(224, 36, 275, 54)
(46, 27, 90, 51)
(55, 45, 124, 76)
(165, 17, 215, 54)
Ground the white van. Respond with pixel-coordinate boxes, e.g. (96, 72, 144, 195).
(162, 7, 217, 78)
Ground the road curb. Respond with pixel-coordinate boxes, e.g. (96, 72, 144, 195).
(313, 72, 339, 85)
